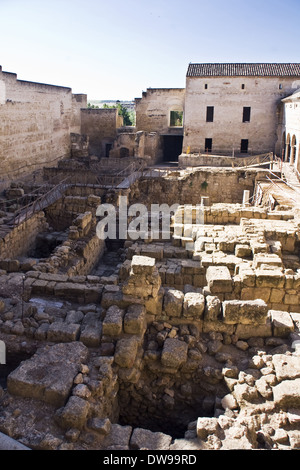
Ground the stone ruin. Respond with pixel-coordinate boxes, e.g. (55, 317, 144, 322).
(0, 163, 299, 451)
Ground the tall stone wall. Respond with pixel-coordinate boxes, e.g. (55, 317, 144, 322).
(183, 76, 300, 156)
(135, 88, 185, 134)
(80, 108, 123, 158)
(0, 66, 87, 183)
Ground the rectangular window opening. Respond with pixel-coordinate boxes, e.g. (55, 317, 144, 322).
(170, 110, 183, 127)
(206, 106, 214, 122)
(241, 139, 249, 154)
(279, 84, 283, 90)
(242, 107, 251, 123)
(205, 138, 212, 153)
(241, 84, 245, 89)
(204, 84, 208, 89)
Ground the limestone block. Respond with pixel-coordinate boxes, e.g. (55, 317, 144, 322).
(270, 310, 294, 337)
(241, 287, 271, 303)
(57, 396, 90, 430)
(253, 253, 283, 269)
(88, 418, 111, 435)
(114, 337, 139, 368)
(102, 305, 124, 336)
(196, 417, 219, 440)
(270, 288, 285, 303)
(183, 292, 205, 318)
(47, 322, 81, 342)
(255, 269, 285, 288)
(206, 266, 232, 293)
(163, 288, 184, 317)
(235, 319, 272, 339)
(7, 342, 88, 407)
(235, 244, 252, 258)
(130, 427, 172, 450)
(204, 295, 221, 321)
(124, 304, 146, 334)
(272, 378, 300, 407)
(272, 354, 300, 381)
(80, 323, 101, 347)
(131, 255, 156, 275)
(222, 299, 268, 325)
(161, 338, 188, 369)
(232, 383, 259, 405)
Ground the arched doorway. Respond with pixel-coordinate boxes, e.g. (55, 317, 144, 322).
(285, 134, 291, 162)
(291, 135, 297, 165)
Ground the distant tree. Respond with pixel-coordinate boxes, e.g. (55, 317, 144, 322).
(102, 102, 135, 126)
(87, 103, 99, 109)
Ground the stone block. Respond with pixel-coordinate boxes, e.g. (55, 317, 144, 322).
(222, 299, 268, 325)
(57, 396, 90, 430)
(235, 244, 252, 258)
(206, 266, 232, 293)
(124, 304, 146, 334)
(161, 338, 188, 369)
(131, 255, 156, 275)
(130, 427, 172, 450)
(47, 322, 81, 342)
(255, 269, 285, 288)
(196, 417, 219, 440)
(273, 378, 300, 407)
(80, 323, 101, 347)
(102, 305, 124, 336)
(183, 292, 205, 318)
(163, 288, 184, 317)
(7, 342, 88, 407)
(273, 354, 300, 381)
(270, 310, 294, 337)
(114, 337, 139, 368)
(235, 318, 272, 339)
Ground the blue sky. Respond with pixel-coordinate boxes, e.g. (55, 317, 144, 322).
(1, 0, 300, 100)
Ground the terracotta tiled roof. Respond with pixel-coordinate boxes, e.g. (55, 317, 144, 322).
(187, 63, 300, 77)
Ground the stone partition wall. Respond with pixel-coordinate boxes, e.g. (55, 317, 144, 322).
(0, 211, 48, 260)
(128, 168, 262, 206)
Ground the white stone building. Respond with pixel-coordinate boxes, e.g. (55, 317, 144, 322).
(280, 89, 300, 175)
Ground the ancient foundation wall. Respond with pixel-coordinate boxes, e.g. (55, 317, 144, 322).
(0, 212, 48, 260)
(129, 168, 260, 206)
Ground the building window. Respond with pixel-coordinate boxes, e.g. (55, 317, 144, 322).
(206, 106, 214, 122)
(205, 138, 212, 153)
(241, 84, 245, 89)
(170, 110, 183, 127)
(204, 84, 208, 89)
(242, 107, 251, 123)
(241, 139, 249, 153)
(279, 84, 283, 90)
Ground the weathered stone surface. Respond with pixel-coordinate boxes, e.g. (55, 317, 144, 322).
(102, 305, 124, 336)
(272, 378, 300, 407)
(161, 338, 188, 369)
(114, 337, 139, 368)
(124, 304, 146, 334)
(47, 322, 81, 342)
(163, 288, 184, 317)
(88, 418, 111, 435)
(272, 354, 300, 381)
(130, 427, 172, 450)
(270, 310, 294, 337)
(131, 255, 156, 275)
(183, 292, 205, 318)
(100, 424, 132, 450)
(56, 396, 90, 430)
(204, 295, 221, 321)
(206, 266, 232, 293)
(7, 342, 88, 406)
(196, 417, 219, 439)
(222, 299, 268, 325)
